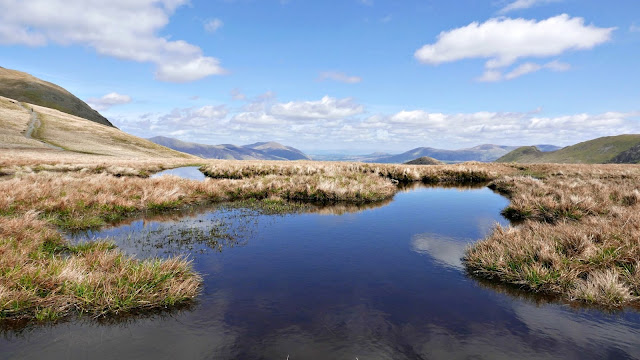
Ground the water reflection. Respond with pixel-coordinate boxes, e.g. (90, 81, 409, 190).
(3, 186, 640, 359)
(151, 166, 205, 180)
(411, 233, 468, 270)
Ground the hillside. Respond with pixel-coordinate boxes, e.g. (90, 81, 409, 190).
(0, 95, 193, 158)
(148, 136, 310, 160)
(0, 66, 113, 127)
(404, 156, 444, 165)
(496, 135, 640, 164)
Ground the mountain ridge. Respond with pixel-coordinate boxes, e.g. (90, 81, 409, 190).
(148, 136, 311, 160)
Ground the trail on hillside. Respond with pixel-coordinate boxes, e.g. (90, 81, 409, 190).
(19, 103, 65, 150)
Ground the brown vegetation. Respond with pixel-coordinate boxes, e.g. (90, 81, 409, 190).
(465, 164, 640, 307)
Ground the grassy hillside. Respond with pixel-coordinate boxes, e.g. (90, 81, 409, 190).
(0, 66, 113, 127)
(0, 95, 194, 159)
(497, 135, 640, 164)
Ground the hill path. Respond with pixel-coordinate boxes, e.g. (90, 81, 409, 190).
(19, 103, 64, 150)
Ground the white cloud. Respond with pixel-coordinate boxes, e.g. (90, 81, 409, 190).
(157, 105, 229, 128)
(630, 24, 640, 33)
(318, 71, 362, 84)
(86, 92, 132, 111)
(113, 90, 640, 152)
(204, 18, 223, 33)
(415, 14, 614, 81)
(498, 0, 560, 14)
(478, 60, 572, 82)
(504, 62, 543, 80)
(0, 0, 225, 82)
(270, 96, 364, 120)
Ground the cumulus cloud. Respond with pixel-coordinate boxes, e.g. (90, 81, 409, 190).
(270, 96, 364, 120)
(415, 14, 614, 81)
(204, 18, 223, 33)
(86, 92, 132, 111)
(318, 71, 362, 84)
(112, 90, 640, 152)
(157, 105, 229, 128)
(498, 0, 560, 14)
(0, 0, 225, 82)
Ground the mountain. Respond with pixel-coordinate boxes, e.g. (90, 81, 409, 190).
(0, 95, 193, 158)
(366, 144, 520, 163)
(0, 66, 113, 127)
(404, 156, 444, 165)
(148, 136, 311, 160)
(496, 135, 640, 164)
(244, 141, 310, 160)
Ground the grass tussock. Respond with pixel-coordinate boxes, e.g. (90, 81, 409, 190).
(0, 212, 200, 320)
(466, 164, 640, 307)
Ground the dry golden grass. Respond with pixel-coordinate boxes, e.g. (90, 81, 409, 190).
(465, 164, 640, 307)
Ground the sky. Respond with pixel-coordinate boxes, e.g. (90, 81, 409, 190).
(0, 0, 639, 154)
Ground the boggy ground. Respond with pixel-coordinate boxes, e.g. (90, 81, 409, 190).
(2, 151, 640, 323)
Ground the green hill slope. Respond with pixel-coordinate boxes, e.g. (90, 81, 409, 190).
(0, 66, 113, 127)
(496, 135, 640, 164)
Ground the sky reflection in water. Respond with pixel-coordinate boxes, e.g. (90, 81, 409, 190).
(2, 186, 640, 359)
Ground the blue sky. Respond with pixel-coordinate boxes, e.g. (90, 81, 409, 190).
(0, 0, 639, 153)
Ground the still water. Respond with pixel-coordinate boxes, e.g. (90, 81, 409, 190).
(151, 166, 206, 181)
(2, 186, 639, 359)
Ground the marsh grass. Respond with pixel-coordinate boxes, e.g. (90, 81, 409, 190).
(466, 164, 640, 307)
(0, 212, 200, 321)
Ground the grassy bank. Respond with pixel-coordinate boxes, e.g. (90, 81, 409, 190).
(465, 164, 640, 307)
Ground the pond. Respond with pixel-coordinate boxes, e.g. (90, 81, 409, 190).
(2, 186, 639, 359)
(151, 166, 205, 181)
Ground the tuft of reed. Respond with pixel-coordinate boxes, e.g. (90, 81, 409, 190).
(466, 164, 640, 307)
(0, 212, 201, 321)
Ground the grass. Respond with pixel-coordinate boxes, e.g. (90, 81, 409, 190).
(0, 212, 200, 320)
(465, 164, 640, 307)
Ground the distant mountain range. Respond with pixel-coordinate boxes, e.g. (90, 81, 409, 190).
(312, 144, 560, 163)
(0, 66, 113, 127)
(148, 136, 311, 160)
(497, 135, 640, 164)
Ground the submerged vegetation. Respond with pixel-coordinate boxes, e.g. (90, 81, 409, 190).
(2, 150, 640, 321)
